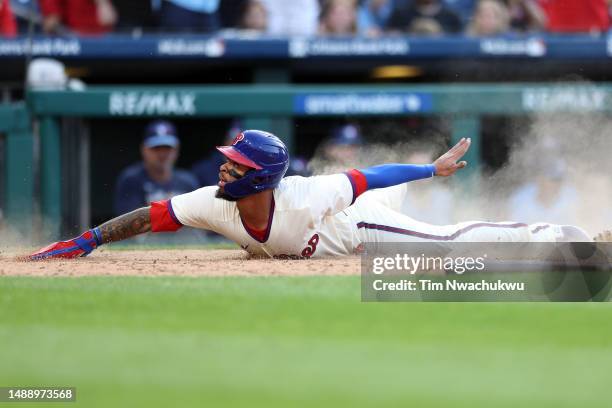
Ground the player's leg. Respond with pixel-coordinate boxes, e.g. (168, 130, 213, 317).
(346, 201, 587, 243)
(527, 223, 592, 242)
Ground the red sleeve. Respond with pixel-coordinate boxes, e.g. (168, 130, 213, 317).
(39, 0, 62, 16)
(150, 200, 183, 233)
(345, 169, 368, 204)
(0, 0, 17, 37)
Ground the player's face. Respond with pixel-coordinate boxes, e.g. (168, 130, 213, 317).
(218, 159, 251, 188)
(215, 159, 253, 201)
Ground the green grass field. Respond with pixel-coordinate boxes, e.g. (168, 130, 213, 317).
(1, 276, 611, 407)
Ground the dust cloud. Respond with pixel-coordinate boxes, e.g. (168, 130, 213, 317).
(307, 113, 611, 236)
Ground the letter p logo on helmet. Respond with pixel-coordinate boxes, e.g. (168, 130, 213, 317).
(232, 133, 245, 145)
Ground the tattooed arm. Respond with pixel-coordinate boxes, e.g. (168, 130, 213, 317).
(98, 207, 151, 243)
(28, 207, 153, 260)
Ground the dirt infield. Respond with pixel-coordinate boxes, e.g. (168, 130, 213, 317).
(0, 248, 361, 277)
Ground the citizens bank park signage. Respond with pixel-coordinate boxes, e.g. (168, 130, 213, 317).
(3, 36, 607, 59)
(288, 38, 409, 58)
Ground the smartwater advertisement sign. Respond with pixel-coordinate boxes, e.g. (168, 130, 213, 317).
(294, 93, 433, 115)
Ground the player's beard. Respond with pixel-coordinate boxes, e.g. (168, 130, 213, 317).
(215, 188, 238, 202)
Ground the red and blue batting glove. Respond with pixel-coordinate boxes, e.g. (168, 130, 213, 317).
(29, 228, 103, 261)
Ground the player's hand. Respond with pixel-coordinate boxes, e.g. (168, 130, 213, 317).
(433, 137, 471, 177)
(27, 229, 102, 261)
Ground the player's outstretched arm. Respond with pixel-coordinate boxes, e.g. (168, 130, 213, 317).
(98, 207, 151, 243)
(27, 207, 152, 261)
(352, 137, 472, 193)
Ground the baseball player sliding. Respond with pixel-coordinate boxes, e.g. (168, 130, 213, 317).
(28, 130, 594, 261)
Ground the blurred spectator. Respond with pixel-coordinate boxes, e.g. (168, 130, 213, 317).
(219, 0, 247, 28)
(319, 0, 358, 35)
(357, 0, 396, 36)
(575, 174, 612, 237)
(443, 0, 543, 29)
(260, 0, 319, 36)
(465, 0, 510, 36)
(538, 0, 610, 34)
(191, 120, 242, 187)
(408, 16, 444, 35)
(0, 0, 16, 36)
(40, 0, 117, 35)
(309, 123, 363, 174)
(114, 120, 199, 215)
(509, 159, 579, 225)
(323, 123, 362, 166)
(443, 0, 476, 24)
(387, 0, 463, 33)
(239, 0, 267, 31)
(506, 0, 545, 32)
(158, 0, 220, 32)
(114, 0, 158, 33)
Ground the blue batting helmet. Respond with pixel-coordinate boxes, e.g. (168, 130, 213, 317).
(216, 130, 289, 198)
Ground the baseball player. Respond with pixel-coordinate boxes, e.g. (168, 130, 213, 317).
(28, 130, 592, 261)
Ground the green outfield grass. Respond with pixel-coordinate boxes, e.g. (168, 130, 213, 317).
(1, 276, 611, 407)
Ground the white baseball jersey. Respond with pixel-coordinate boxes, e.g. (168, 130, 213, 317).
(167, 174, 360, 258)
(150, 172, 571, 259)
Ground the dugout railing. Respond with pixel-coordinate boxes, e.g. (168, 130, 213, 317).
(9, 83, 612, 240)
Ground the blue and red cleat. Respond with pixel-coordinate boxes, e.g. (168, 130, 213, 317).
(28, 228, 103, 261)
